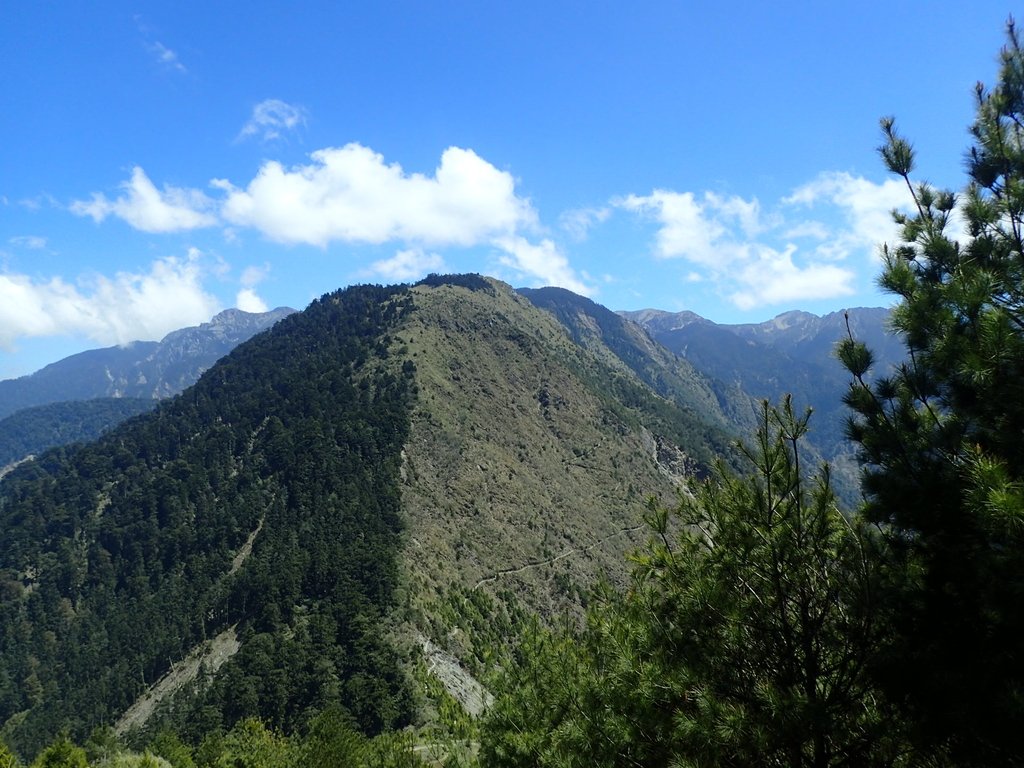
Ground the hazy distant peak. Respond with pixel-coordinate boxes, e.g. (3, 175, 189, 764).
(617, 308, 710, 334)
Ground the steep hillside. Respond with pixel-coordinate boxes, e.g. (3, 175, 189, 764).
(0, 276, 732, 757)
(0, 286, 414, 756)
(518, 287, 733, 424)
(0, 398, 157, 468)
(397, 278, 735, 632)
(0, 307, 295, 420)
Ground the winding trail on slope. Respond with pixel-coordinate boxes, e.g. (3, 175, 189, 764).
(472, 523, 646, 590)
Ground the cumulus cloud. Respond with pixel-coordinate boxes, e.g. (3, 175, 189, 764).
(214, 143, 536, 247)
(235, 289, 268, 313)
(366, 249, 446, 282)
(69, 143, 593, 297)
(239, 99, 308, 142)
(71, 167, 216, 233)
(620, 186, 864, 309)
(729, 247, 855, 310)
(784, 172, 908, 260)
(235, 264, 270, 312)
(0, 251, 219, 348)
(493, 235, 593, 296)
(621, 190, 727, 266)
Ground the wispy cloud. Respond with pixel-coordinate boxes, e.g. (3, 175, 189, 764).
(559, 206, 611, 241)
(239, 99, 307, 142)
(784, 172, 909, 261)
(147, 40, 187, 73)
(365, 248, 446, 282)
(8, 236, 47, 250)
(135, 16, 187, 74)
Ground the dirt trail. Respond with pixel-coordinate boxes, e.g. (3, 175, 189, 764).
(472, 523, 645, 590)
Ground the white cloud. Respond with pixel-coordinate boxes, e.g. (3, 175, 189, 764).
(367, 249, 446, 282)
(8, 236, 47, 250)
(729, 246, 855, 310)
(71, 167, 216, 233)
(240, 264, 269, 288)
(785, 172, 908, 260)
(560, 206, 611, 241)
(215, 143, 536, 248)
(620, 183, 868, 310)
(620, 190, 726, 266)
(235, 264, 270, 312)
(148, 41, 186, 73)
(0, 252, 220, 348)
(235, 288, 268, 313)
(782, 220, 830, 240)
(239, 99, 307, 142)
(493, 235, 593, 296)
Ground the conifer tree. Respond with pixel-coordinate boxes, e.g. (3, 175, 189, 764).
(838, 19, 1024, 765)
(482, 400, 896, 767)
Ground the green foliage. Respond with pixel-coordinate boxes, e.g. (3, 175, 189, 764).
(145, 731, 193, 768)
(0, 399, 157, 468)
(0, 285, 418, 754)
(207, 718, 289, 768)
(519, 286, 738, 470)
(481, 400, 897, 767)
(29, 736, 87, 768)
(416, 273, 496, 295)
(840, 21, 1024, 764)
(0, 740, 21, 768)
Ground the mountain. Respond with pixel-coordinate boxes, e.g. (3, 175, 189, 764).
(621, 306, 906, 504)
(728, 307, 903, 366)
(0, 398, 157, 470)
(622, 306, 904, 452)
(0, 307, 296, 420)
(0, 276, 734, 757)
(518, 287, 731, 425)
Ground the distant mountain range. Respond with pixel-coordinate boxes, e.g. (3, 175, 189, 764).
(0, 307, 296, 420)
(0, 308, 295, 470)
(622, 306, 903, 461)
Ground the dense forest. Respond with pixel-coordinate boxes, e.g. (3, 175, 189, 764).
(0, 285, 418, 757)
(2, 20, 1024, 768)
(0, 399, 157, 469)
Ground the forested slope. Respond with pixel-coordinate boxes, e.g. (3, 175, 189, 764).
(0, 285, 415, 755)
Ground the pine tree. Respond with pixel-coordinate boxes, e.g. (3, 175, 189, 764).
(482, 400, 897, 767)
(837, 19, 1024, 765)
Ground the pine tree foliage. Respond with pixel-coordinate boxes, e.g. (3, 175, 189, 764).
(481, 400, 896, 767)
(836, 20, 1024, 764)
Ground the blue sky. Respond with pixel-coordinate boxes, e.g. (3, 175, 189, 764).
(0, 1, 1014, 378)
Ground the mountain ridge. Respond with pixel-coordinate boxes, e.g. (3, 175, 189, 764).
(0, 306, 296, 420)
(0, 276, 731, 756)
